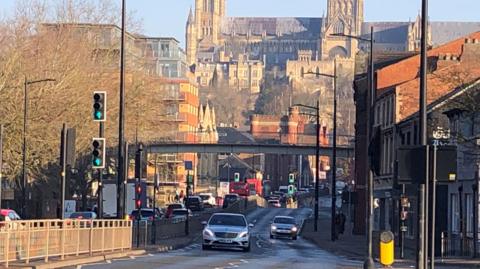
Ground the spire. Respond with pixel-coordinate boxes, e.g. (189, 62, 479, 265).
(187, 6, 194, 24)
(321, 10, 326, 33)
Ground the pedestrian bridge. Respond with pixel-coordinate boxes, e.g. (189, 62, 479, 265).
(144, 143, 354, 158)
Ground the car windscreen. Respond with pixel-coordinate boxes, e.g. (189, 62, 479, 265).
(70, 212, 93, 219)
(224, 195, 237, 200)
(132, 210, 154, 217)
(274, 217, 296, 224)
(268, 200, 279, 204)
(209, 215, 246, 227)
(199, 195, 210, 200)
(187, 198, 200, 203)
(168, 204, 183, 210)
(172, 210, 187, 215)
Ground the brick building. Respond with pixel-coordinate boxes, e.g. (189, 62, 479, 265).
(354, 32, 480, 243)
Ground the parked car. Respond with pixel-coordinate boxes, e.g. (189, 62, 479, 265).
(130, 208, 162, 221)
(171, 208, 192, 222)
(165, 203, 186, 218)
(0, 209, 22, 230)
(222, 193, 240, 209)
(270, 215, 298, 240)
(186, 196, 204, 211)
(202, 213, 253, 252)
(268, 199, 281, 208)
(199, 193, 216, 207)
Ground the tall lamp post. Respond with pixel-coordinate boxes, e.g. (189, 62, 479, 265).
(293, 102, 320, 232)
(117, 0, 127, 219)
(331, 26, 375, 268)
(296, 59, 337, 236)
(22, 77, 56, 218)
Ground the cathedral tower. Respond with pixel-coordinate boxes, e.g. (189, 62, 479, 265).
(186, 0, 226, 66)
(321, 0, 364, 59)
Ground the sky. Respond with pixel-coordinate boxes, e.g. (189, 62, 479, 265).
(1, 0, 479, 46)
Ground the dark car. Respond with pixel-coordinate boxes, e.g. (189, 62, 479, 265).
(69, 211, 97, 220)
(130, 208, 163, 221)
(186, 196, 204, 211)
(222, 193, 240, 209)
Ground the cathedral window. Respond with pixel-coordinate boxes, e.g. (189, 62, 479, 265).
(333, 20, 345, 34)
(301, 67, 305, 78)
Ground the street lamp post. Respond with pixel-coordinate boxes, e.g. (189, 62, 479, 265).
(22, 77, 56, 218)
(291, 103, 320, 232)
(297, 60, 337, 235)
(332, 26, 375, 268)
(117, 0, 127, 219)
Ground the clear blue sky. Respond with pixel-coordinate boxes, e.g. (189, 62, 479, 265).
(1, 0, 478, 45)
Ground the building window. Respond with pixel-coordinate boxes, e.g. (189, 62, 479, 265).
(466, 194, 473, 236)
(252, 70, 258, 78)
(451, 193, 460, 234)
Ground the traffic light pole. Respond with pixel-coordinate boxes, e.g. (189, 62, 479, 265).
(98, 122, 104, 219)
(185, 170, 190, 236)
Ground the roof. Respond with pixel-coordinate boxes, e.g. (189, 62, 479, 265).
(222, 17, 322, 39)
(377, 31, 480, 92)
(382, 32, 480, 122)
(217, 127, 256, 144)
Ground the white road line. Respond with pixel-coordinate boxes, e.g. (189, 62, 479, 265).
(240, 259, 249, 263)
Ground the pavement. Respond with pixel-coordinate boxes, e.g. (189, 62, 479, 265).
(301, 205, 480, 269)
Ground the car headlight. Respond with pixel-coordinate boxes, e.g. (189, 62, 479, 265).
(291, 226, 298, 232)
(271, 225, 277, 230)
(238, 231, 248, 238)
(203, 228, 214, 237)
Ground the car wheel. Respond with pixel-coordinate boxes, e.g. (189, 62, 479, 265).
(270, 234, 274, 239)
(243, 243, 251, 252)
(292, 235, 297, 240)
(202, 244, 210, 250)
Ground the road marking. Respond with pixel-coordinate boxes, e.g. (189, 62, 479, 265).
(240, 259, 249, 263)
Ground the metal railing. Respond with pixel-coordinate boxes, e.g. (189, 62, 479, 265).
(441, 232, 479, 258)
(0, 219, 132, 267)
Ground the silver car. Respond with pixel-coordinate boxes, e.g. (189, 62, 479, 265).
(202, 213, 253, 252)
(270, 216, 298, 240)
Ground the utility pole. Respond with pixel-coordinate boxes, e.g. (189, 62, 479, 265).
(60, 123, 67, 219)
(315, 100, 320, 232)
(417, 0, 429, 268)
(331, 58, 337, 242)
(0, 124, 3, 209)
(117, 0, 127, 219)
(365, 26, 375, 269)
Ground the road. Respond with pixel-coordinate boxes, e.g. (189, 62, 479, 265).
(81, 207, 363, 269)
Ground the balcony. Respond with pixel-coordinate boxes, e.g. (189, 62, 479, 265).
(158, 113, 186, 122)
(162, 92, 185, 102)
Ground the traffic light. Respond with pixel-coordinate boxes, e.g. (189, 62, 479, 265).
(288, 173, 295, 184)
(234, 172, 240, 182)
(288, 185, 295, 195)
(92, 138, 105, 169)
(135, 183, 142, 209)
(93, 91, 106, 121)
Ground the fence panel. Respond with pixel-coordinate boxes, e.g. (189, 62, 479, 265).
(0, 219, 132, 267)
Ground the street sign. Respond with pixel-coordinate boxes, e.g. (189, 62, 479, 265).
(400, 226, 408, 232)
(319, 171, 327, 180)
(396, 145, 457, 184)
(184, 161, 193, 170)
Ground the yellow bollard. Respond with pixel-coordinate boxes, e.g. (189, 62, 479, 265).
(379, 231, 394, 267)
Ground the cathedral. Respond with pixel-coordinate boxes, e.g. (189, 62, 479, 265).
(185, 0, 480, 135)
(186, 0, 480, 86)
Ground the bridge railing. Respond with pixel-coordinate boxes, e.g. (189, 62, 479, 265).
(146, 131, 355, 147)
(0, 219, 132, 267)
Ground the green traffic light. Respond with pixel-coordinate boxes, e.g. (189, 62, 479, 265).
(93, 158, 102, 166)
(94, 111, 103, 120)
